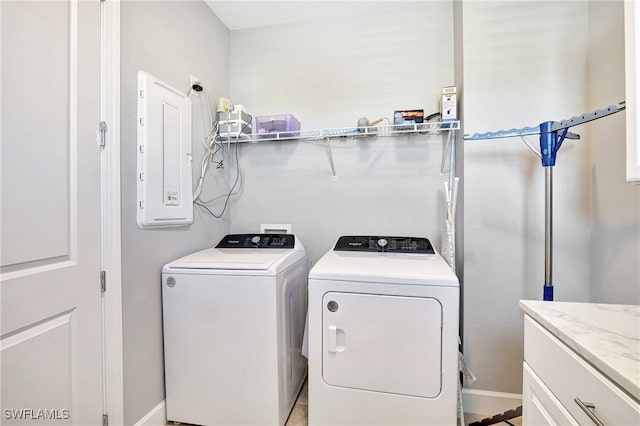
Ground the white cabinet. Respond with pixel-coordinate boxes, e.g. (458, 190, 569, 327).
(626, 0, 640, 182)
(523, 315, 640, 426)
(523, 364, 578, 426)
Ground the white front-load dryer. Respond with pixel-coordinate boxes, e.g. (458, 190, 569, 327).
(308, 236, 459, 426)
(162, 234, 308, 426)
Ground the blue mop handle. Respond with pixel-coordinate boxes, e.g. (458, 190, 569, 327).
(544, 285, 554, 302)
(539, 122, 565, 302)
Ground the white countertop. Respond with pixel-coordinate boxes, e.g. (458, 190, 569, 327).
(520, 300, 640, 402)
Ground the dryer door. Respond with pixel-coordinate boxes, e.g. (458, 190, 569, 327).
(322, 292, 442, 398)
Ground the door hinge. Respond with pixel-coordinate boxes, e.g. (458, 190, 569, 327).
(98, 121, 107, 147)
(102, 414, 108, 426)
(101, 271, 106, 292)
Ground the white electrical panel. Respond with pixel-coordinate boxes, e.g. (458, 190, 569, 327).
(137, 71, 193, 229)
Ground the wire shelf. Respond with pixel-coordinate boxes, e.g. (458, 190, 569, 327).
(217, 121, 460, 143)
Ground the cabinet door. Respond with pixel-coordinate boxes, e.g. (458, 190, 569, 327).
(524, 316, 640, 424)
(523, 363, 578, 426)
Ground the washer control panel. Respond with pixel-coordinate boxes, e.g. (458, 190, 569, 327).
(216, 234, 295, 249)
(333, 236, 434, 254)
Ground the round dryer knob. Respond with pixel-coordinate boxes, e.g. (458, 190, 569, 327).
(377, 238, 388, 249)
(251, 235, 261, 245)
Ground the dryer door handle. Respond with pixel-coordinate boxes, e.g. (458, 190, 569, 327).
(327, 325, 345, 353)
(328, 325, 338, 353)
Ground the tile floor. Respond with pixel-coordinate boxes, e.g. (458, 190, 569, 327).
(285, 378, 308, 426)
(285, 380, 523, 426)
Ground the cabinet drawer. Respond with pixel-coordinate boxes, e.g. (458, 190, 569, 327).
(523, 363, 578, 426)
(524, 316, 640, 425)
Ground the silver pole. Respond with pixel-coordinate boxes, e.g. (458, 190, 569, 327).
(545, 166, 553, 290)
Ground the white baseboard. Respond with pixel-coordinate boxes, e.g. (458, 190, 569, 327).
(133, 391, 517, 424)
(462, 388, 522, 416)
(134, 401, 166, 426)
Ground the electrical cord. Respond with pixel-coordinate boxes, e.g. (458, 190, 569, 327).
(195, 141, 242, 206)
(194, 135, 240, 218)
(425, 111, 441, 122)
(520, 136, 542, 158)
(194, 115, 251, 218)
(189, 85, 226, 201)
(193, 134, 217, 200)
(196, 157, 243, 204)
(212, 110, 226, 168)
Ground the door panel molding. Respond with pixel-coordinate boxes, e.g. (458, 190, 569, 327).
(1, 257, 73, 278)
(0, 309, 74, 347)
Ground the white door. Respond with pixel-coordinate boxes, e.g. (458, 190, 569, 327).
(1, 1, 103, 425)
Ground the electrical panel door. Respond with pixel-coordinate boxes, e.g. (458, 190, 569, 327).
(137, 71, 192, 228)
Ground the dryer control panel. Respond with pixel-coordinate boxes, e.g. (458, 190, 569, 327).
(334, 236, 434, 254)
(216, 234, 295, 249)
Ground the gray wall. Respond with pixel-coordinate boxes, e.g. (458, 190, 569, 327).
(462, 1, 590, 394)
(227, 2, 456, 264)
(120, 2, 230, 424)
(587, 0, 640, 304)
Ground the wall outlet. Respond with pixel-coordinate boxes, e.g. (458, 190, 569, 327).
(260, 224, 292, 234)
(218, 97, 231, 112)
(441, 86, 457, 121)
(190, 75, 201, 96)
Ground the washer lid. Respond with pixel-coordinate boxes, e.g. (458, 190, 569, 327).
(165, 234, 306, 275)
(309, 249, 458, 286)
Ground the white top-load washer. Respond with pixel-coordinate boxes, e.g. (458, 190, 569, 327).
(162, 234, 308, 426)
(308, 236, 459, 426)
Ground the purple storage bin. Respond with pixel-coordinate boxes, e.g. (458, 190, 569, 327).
(254, 114, 301, 138)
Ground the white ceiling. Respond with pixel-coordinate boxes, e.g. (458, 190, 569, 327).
(205, 1, 410, 31)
